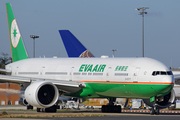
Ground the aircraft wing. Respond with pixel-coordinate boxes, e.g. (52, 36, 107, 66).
(0, 68, 11, 74)
(0, 74, 30, 83)
(0, 74, 85, 93)
(44, 79, 85, 93)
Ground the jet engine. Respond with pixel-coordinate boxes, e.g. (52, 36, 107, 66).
(19, 98, 28, 106)
(143, 89, 175, 108)
(25, 81, 59, 108)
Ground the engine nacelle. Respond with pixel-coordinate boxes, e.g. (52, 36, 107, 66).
(143, 89, 175, 109)
(25, 81, 59, 108)
(19, 98, 28, 106)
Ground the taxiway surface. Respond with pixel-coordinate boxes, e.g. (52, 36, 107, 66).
(0, 109, 179, 120)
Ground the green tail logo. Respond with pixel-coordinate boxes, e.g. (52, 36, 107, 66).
(6, 3, 28, 62)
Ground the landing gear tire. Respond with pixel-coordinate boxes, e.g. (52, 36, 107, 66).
(150, 107, 159, 115)
(101, 98, 121, 113)
(116, 105, 121, 113)
(37, 108, 41, 112)
(27, 105, 33, 110)
(101, 105, 121, 113)
(155, 107, 160, 115)
(45, 105, 57, 112)
(150, 108, 155, 115)
(102, 105, 105, 112)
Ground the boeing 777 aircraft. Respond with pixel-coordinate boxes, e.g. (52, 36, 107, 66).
(59, 30, 180, 101)
(0, 3, 175, 115)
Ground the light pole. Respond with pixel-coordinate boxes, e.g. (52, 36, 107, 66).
(111, 49, 117, 58)
(30, 35, 39, 58)
(136, 7, 149, 57)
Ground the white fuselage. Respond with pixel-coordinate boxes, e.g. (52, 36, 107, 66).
(6, 57, 173, 84)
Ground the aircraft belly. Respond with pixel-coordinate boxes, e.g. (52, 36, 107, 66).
(77, 82, 174, 99)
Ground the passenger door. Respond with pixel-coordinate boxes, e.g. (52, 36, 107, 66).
(133, 68, 140, 82)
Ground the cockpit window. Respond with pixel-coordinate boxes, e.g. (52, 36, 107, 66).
(167, 71, 173, 75)
(152, 71, 172, 76)
(161, 71, 166, 75)
(156, 71, 160, 75)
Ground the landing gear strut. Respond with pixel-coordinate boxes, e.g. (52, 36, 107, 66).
(150, 106, 159, 115)
(101, 98, 121, 113)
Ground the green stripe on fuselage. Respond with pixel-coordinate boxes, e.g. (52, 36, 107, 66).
(67, 82, 173, 99)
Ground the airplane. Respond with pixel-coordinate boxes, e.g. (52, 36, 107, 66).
(59, 30, 94, 58)
(59, 30, 180, 106)
(0, 3, 175, 115)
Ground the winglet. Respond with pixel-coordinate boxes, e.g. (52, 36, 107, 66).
(6, 3, 28, 62)
(59, 30, 94, 57)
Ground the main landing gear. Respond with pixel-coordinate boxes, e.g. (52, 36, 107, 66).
(37, 101, 60, 113)
(27, 105, 33, 110)
(150, 105, 160, 115)
(101, 98, 121, 113)
(37, 105, 58, 112)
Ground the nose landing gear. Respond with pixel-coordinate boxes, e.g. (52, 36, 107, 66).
(150, 106, 160, 115)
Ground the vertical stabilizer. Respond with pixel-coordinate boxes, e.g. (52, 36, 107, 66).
(6, 3, 28, 62)
(59, 30, 94, 57)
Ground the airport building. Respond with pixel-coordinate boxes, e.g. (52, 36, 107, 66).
(0, 83, 20, 105)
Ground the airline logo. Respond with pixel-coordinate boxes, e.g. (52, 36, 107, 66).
(115, 66, 128, 71)
(79, 64, 106, 72)
(11, 19, 20, 48)
(79, 50, 94, 58)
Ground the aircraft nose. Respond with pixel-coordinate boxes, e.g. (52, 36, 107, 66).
(162, 75, 174, 84)
(159, 75, 174, 96)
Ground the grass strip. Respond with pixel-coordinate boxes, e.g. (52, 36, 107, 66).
(0, 113, 105, 118)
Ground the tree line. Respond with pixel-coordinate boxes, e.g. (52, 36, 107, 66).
(0, 52, 12, 69)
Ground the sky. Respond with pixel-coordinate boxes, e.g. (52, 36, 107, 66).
(0, 0, 180, 68)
